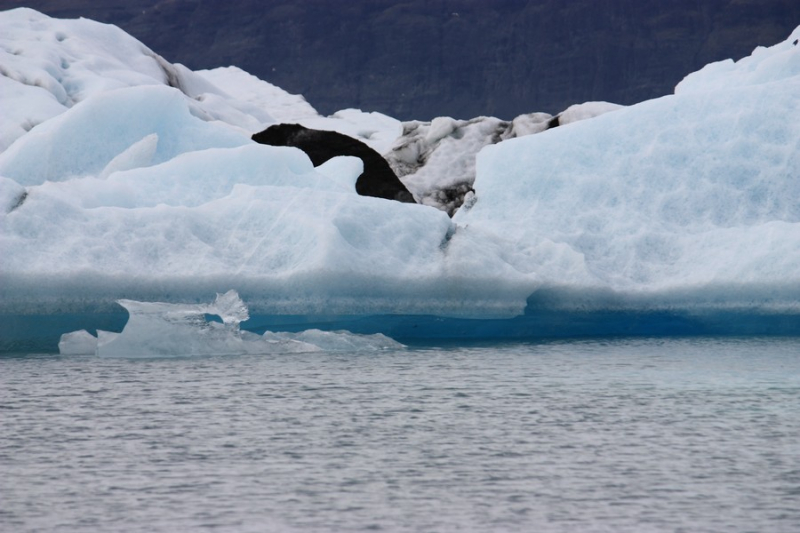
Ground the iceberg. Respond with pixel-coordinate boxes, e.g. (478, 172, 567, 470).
(1, 9, 799, 352)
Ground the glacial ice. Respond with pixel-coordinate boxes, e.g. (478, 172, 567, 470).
(58, 291, 404, 357)
(2, 9, 800, 350)
(384, 103, 624, 213)
(386, 114, 550, 213)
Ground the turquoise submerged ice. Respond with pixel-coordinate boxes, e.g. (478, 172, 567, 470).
(1, 8, 799, 347)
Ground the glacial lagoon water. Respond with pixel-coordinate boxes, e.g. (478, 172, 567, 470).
(2, 337, 800, 532)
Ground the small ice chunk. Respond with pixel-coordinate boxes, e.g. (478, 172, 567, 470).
(208, 289, 249, 326)
(95, 290, 404, 357)
(58, 329, 98, 355)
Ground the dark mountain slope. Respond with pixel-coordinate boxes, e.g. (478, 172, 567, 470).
(2, 0, 798, 120)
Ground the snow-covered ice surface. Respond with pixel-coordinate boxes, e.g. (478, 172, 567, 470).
(1, 8, 799, 351)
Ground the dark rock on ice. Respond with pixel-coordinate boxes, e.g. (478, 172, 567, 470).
(252, 123, 416, 203)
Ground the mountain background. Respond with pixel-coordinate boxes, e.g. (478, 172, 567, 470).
(2, 0, 798, 120)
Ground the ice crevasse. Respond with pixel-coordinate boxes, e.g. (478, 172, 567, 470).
(1, 9, 799, 350)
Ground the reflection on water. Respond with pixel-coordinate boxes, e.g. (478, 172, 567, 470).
(2, 337, 799, 532)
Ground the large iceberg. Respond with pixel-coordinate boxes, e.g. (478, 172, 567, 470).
(1, 8, 799, 351)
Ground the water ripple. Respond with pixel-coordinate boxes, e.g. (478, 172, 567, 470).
(1, 337, 800, 532)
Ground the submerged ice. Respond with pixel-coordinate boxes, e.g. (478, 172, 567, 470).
(59, 291, 404, 357)
(2, 9, 800, 348)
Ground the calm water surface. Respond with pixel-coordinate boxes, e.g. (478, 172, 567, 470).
(2, 337, 800, 532)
